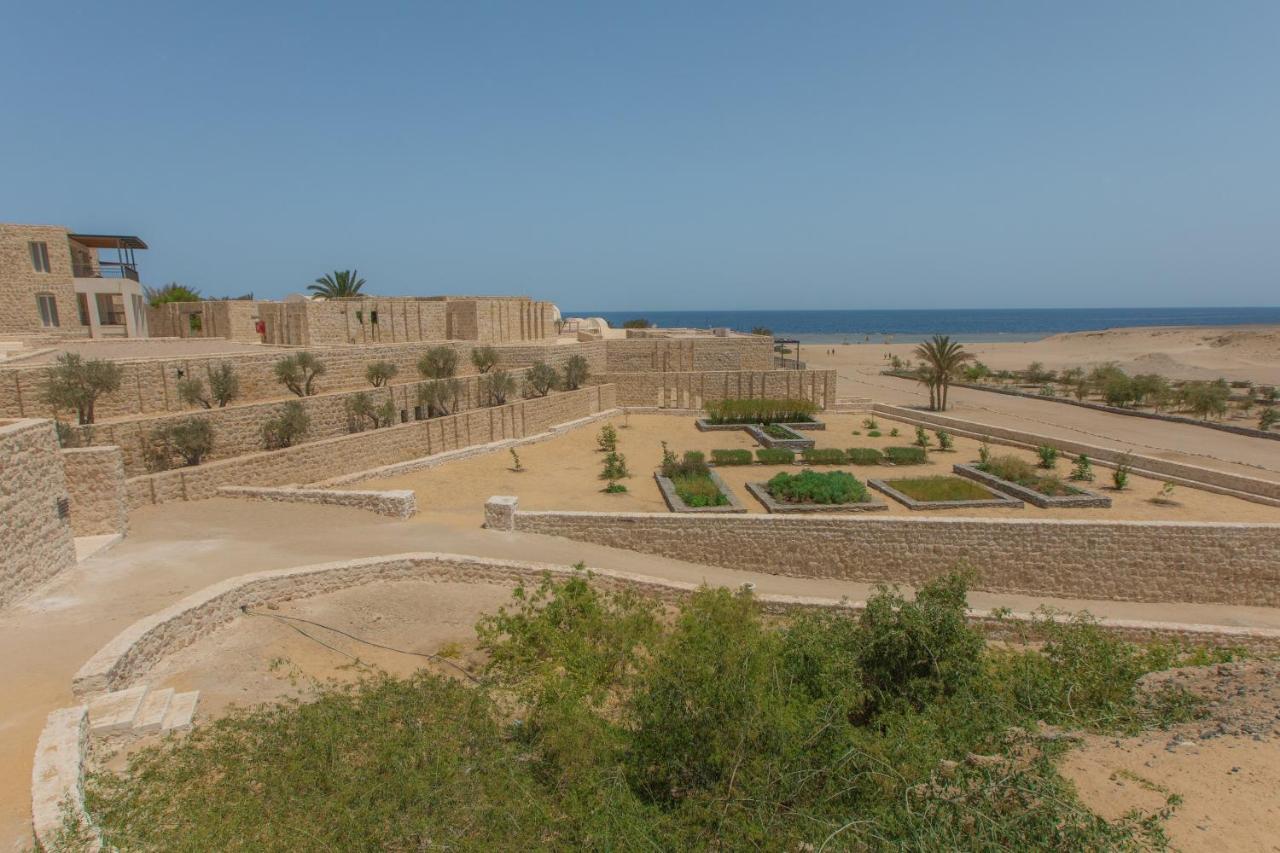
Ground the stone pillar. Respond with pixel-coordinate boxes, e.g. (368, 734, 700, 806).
(484, 495, 518, 530)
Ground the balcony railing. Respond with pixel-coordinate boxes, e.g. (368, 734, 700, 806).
(73, 261, 139, 281)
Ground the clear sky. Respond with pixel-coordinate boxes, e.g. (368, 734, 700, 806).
(3, 2, 1278, 310)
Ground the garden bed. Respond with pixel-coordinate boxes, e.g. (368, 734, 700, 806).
(869, 476, 1024, 511)
(655, 469, 748, 513)
(953, 463, 1112, 509)
(695, 418, 825, 432)
(745, 423, 817, 450)
(746, 470, 887, 514)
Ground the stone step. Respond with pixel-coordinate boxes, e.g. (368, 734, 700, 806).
(161, 691, 199, 731)
(133, 688, 175, 734)
(88, 685, 148, 734)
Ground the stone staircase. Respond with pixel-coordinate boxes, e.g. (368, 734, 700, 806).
(87, 684, 199, 736)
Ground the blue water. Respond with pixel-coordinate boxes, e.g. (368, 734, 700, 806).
(565, 307, 1280, 344)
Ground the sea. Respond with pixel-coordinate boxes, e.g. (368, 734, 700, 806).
(564, 307, 1280, 344)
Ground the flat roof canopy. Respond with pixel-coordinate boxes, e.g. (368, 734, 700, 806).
(68, 234, 148, 250)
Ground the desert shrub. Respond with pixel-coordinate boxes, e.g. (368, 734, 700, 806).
(978, 438, 991, 465)
(889, 427, 900, 437)
(562, 354, 590, 390)
(176, 377, 208, 409)
(862, 416, 879, 430)
(274, 352, 326, 397)
(1179, 380, 1230, 420)
(479, 369, 516, 405)
(935, 429, 953, 451)
(1025, 361, 1055, 383)
(601, 451, 630, 481)
(1036, 444, 1058, 469)
(981, 454, 1035, 481)
(150, 417, 214, 467)
(1261, 408, 1279, 431)
(801, 448, 846, 465)
(704, 398, 817, 425)
(262, 401, 310, 449)
(470, 346, 499, 374)
(597, 423, 618, 452)
(1113, 454, 1133, 490)
(1069, 454, 1095, 481)
(603, 481, 628, 493)
(851, 429, 861, 435)
(766, 469, 867, 504)
(755, 448, 795, 465)
(43, 353, 123, 425)
(710, 449, 752, 465)
(914, 425, 931, 448)
(866, 429, 882, 437)
(417, 378, 460, 417)
(1131, 373, 1170, 407)
(661, 450, 708, 480)
(621, 317, 653, 329)
(345, 392, 395, 431)
(846, 447, 884, 465)
(418, 346, 459, 379)
(365, 360, 398, 388)
(1101, 374, 1134, 406)
(524, 361, 559, 397)
(884, 445, 927, 465)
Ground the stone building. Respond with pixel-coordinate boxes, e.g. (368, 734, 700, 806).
(0, 223, 150, 339)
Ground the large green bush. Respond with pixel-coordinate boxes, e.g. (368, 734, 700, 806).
(710, 448, 752, 465)
(846, 447, 884, 465)
(884, 445, 927, 465)
(801, 447, 846, 465)
(766, 469, 867, 504)
(80, 572, 1206, 851)
(704, 398, 817, 425)
(754, 447, 795, 465)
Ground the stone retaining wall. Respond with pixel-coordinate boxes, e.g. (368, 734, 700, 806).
(0, 419, 76, 608)
(62, 446, 129, 536)
(598, 368, 837, 409)
(124, 385, 615, 507)
(216, 485, 416, 518)
(505, 507, 1280, 607)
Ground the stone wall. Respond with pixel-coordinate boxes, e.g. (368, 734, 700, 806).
(506, 508, 1280, 607)
(0, 419, 76, 608)
(148, 301, 260, 342)
(599, 368, 837, 409)
(0, 223, 83, 337)
(216, 485, 416, 518)
(69, 368, 532, 476)
(125, 384, 615, 507)
(62, 446, 128, 535)
(604, 336, 774, 372)
(258, 299, 449, 346)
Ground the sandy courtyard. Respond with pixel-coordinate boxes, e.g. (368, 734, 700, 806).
(360, 413, 1280, 526)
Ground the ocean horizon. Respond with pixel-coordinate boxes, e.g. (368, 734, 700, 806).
(564, 307, 1280, 344)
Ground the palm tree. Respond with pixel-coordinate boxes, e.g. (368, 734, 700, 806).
(913, 335, 972, 411)
(308, 269, 366, 299)
(144, 282, 202, 307)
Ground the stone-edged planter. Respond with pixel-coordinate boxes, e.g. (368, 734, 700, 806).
(869, 478, 1024, 511)
(695, 418, 826, 432)
(745, 481, 888, 514)
(655, 470, 748, 513)
(745, 424, 817, 450)
(953, 463, 1112, 509)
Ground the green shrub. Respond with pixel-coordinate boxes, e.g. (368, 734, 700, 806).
(150, 417, 214, 467)
(661, 450, 708, 480)
(43, 353, 123, 425)
(704, 398, 817, 425)
(597, 423, 618, 452)
(866, 429, 882, 437)
(862, 416, 879, 430)
(846, 447, 884, 465)
(604, 481, 628, 493)
(601, 451, 630, 481)
(562, 354, 590, 390)
(936, 429, 953, 451)
(365, 360, 398, 388)
(914, 425, 931, 448)
(178, 363, 240, 409)
(1113, 454, 1132, 490)
(671, 473, 729, 507)
(344, 391, 396, 431)
(524, 361, 559, 397)
(801, 448, 846, 465)
(981, 454, 1035, 482)
(884, 446, 927, 465)
(755, 448, 795, 465)
(418, 346, 459, 379)
(1261, 408, 1279, 431)
(470, 346, 499, 374)
(478, 370, 516, 406)
(1036, 445, 1059, 469)
(417, 378, 460, 417)
(1069, 455, 1095, 482)
(889, 427, 900, 437)
(711, 449, 752, 465)
(274, 352, 326, 396)
(766, 469, 867, 504)
(262, 401, 310, 449)
(978, 438, 991, 465)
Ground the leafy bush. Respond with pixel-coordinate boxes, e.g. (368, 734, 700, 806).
(417, 378, 460, 417)
(661, 450, 708, 480)
(597, 423, 618, 452)
(601, 451, 630, 481)
(889, 427, 900, 437)
(983, 455, 1079, 496)
(178, 363, 240, 409)
(621, 318, 653, 329)
(43, 353, 123, 425)
(766, 469, 867, 504)
(704, 398, 817, 425)
(524, 361, 559, 397)
(978, 438, 991, 465)
(1069, 454, 1095, 481)
(150, 417, 214, 467)
(479, 369, 516, 405)
(470, 346, 499, 374)
(862, 416, 879, 430)
(711, 449, 752, 465)
(755, 448, 795, 465)
(274, 352, 326, 397)
(603, 481, 628, 493)
(866, 429, 882, 437)
(345, 392, 395, 431)
(1113, 454, 1133, 490)
(1179, 380, 1230, 419)
(801, 448, 846, 465)
(1036, 445, 1059, 469)
(1261, 407, 1279, 431)
(365, 360, 398, 388)
(262, 401, 310, 449)
(671, 472, 729, 507)
(935, 429, 954, 451)
(846, 447, 884, 465)
(418, 346, 459, 379)
(914, 425, 931, 448)
(562, 354, 590, 390)
(884, 445, 927, 465)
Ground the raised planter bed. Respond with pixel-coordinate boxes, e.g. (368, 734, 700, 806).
(745, 481, 887, 514)
(869, 477, 1023, 511)
(655, 470, 748, 513)
(695, 418, 826, 432)
(953, 463, 1111, 509)
(744, 423, 817, 450)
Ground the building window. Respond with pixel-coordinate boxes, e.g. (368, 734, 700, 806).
(37, 293, 60, 328)
(29, 241, 51, 273)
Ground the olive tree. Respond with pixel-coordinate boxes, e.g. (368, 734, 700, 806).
(524, 361, 559, 397)
(562, 354, 590, 391)
(365, 360, 399, 388)
(43, 353, 123, 425)
(470, 346, 499, 374)
(274, 352, 326, 397)
(418, 346, 459, 380)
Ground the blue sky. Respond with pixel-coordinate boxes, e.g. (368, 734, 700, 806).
(3, 2, 1278, 310)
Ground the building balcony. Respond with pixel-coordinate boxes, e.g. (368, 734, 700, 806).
(72, 261, 139, 281)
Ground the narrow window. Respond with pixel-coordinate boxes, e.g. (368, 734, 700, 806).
(37, 293, 60, 327)
(29, 241, 51, 273)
